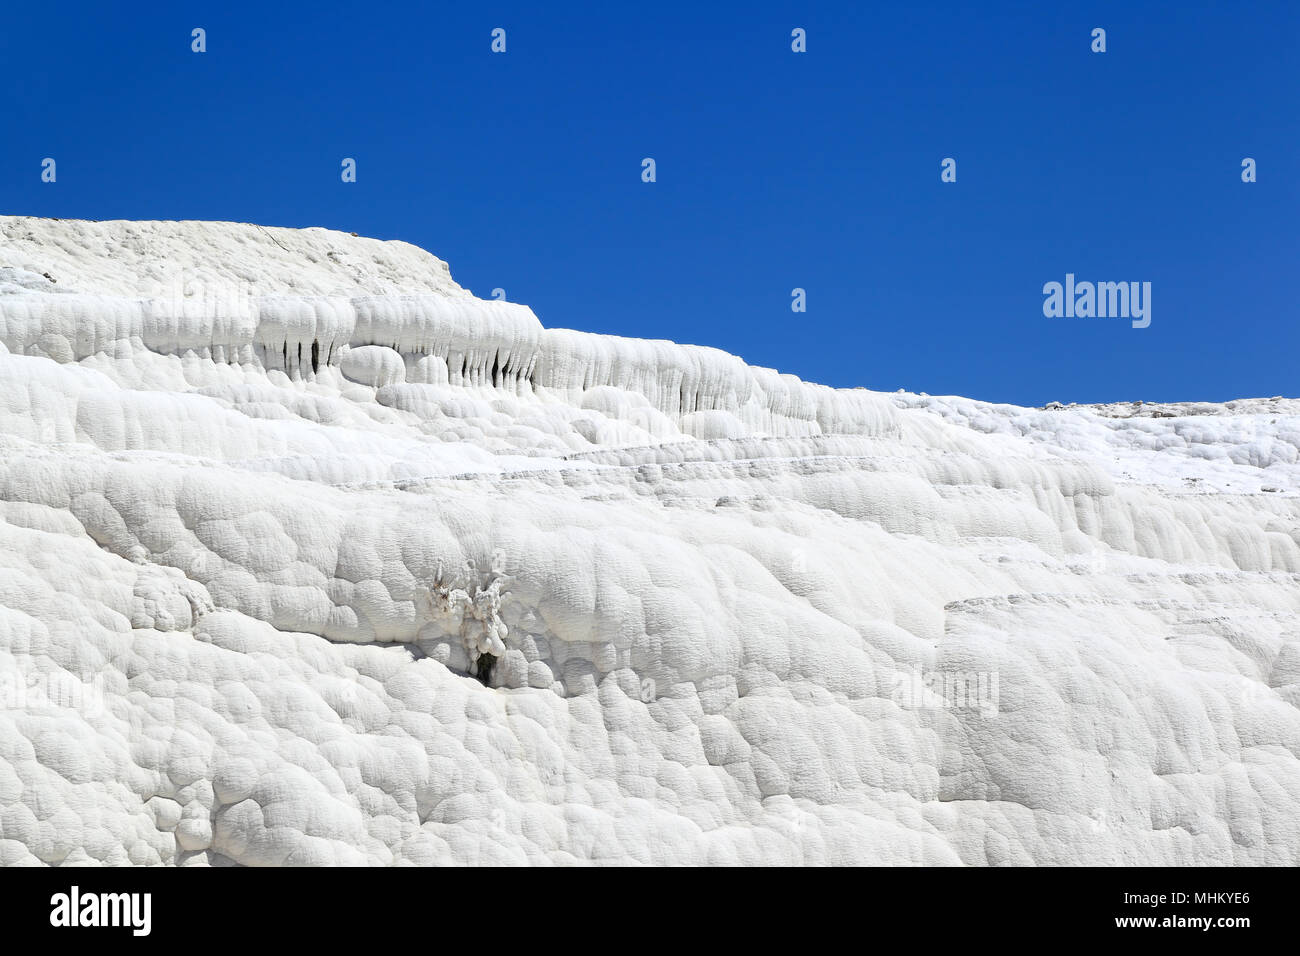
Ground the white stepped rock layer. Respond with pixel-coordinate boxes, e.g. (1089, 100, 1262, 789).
(0, 216, 1298, 866)
(0, 217, 895, 438)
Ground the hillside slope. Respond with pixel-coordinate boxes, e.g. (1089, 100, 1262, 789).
(1, 217, 1297, 865)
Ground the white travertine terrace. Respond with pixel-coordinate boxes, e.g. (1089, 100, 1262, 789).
(0, 216, 1297, 865)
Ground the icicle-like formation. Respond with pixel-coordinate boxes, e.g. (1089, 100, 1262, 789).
(0, 216, 899, 437)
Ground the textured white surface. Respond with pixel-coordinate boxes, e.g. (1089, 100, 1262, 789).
(1, 216, 1298, 865)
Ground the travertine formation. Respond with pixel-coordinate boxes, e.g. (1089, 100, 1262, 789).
(1, 217, 1297, 865)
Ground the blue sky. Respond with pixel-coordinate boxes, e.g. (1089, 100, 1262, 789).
(2, 1, 1295, 405)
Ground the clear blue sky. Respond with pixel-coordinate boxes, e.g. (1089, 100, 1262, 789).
(2, 1, 1295, 405)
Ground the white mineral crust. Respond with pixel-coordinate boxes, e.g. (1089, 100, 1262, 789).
(0, 216, 1297, 865)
